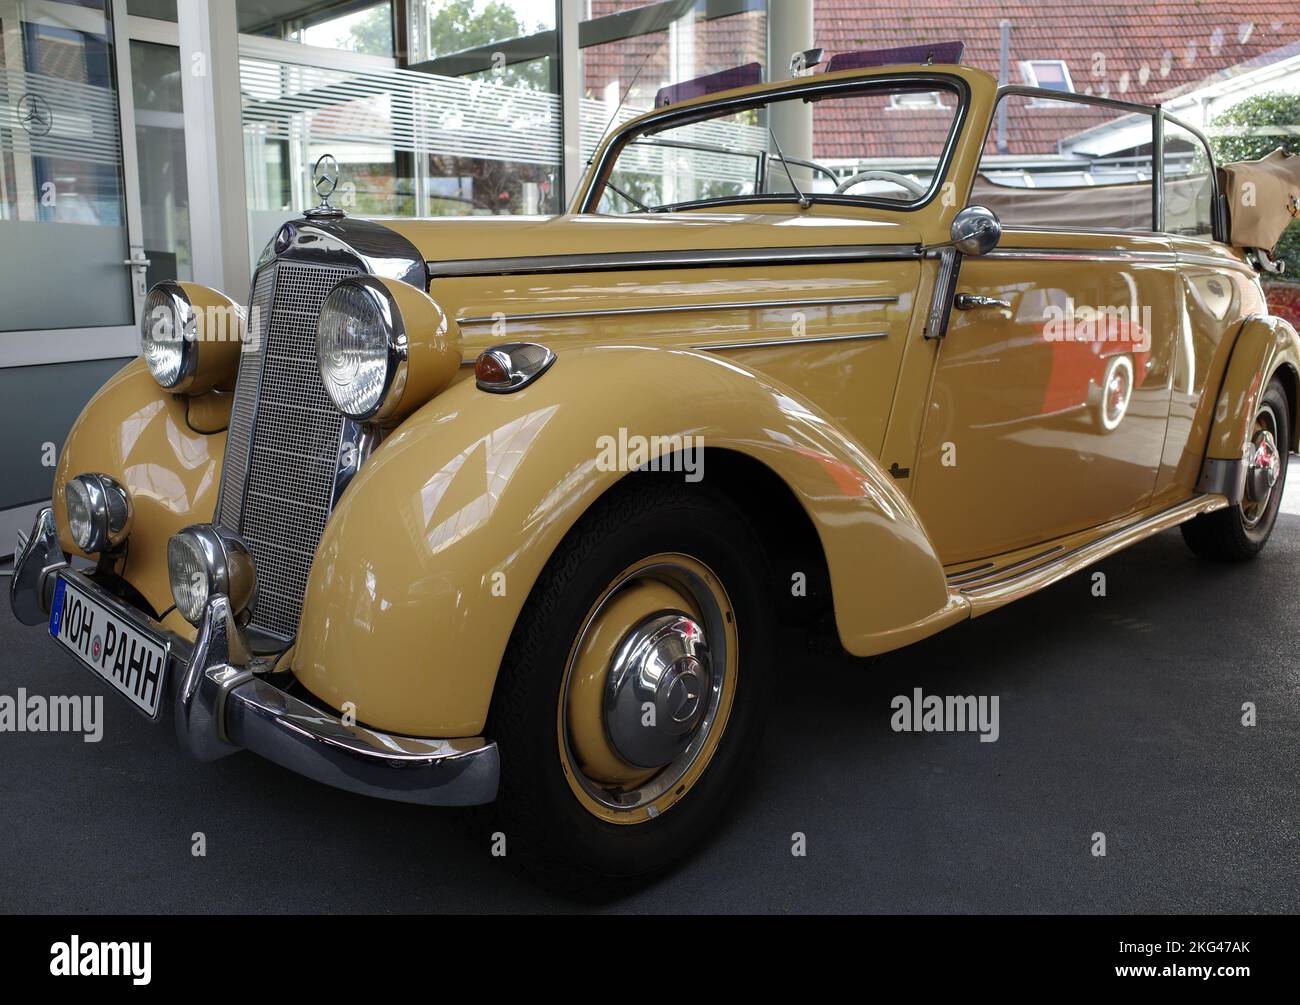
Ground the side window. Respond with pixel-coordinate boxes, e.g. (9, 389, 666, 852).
(1163, 120, 1215, 240)
(973, 92, 1155, 232)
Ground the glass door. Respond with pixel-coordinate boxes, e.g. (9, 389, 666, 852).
(128, 33, 190, 290)
(0, 0, 146, 362)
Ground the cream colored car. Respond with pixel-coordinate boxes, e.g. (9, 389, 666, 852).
(11, 58, 1297, 889)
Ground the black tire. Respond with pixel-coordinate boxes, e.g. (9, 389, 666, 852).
(477, 474, 775, 895)
(1182, 378, 1291, 561)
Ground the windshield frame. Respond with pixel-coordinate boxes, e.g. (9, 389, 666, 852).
(580, 70, 971, 216)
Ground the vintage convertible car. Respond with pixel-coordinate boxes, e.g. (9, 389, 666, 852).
(11, 54, 1299, 888)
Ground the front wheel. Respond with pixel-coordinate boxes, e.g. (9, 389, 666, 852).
(1182, 377, 1290, 560)
(479, 476, 775, 893)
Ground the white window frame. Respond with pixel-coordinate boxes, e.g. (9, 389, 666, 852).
(887, 91, 948, 111)
(1019, 59, 1075, 95)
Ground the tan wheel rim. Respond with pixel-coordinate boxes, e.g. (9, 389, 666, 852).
(556, 553, 739, 825)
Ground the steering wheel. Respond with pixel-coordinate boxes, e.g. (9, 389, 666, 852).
(834, 169, 927, 198)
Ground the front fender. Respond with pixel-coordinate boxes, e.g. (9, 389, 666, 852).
(1205, 314, 1300, 462)
(52, 358, 225, 637)
(294, 345, 959, 737)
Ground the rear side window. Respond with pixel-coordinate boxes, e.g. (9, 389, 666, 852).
(1163, 119, 1215, 239)
(974, 92, 1155, 232)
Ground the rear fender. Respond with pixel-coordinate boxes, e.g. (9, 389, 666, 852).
(1198, 314, 1300, 498)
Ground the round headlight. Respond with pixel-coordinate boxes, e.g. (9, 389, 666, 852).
(64, 473, 132, 554)
(65, 478, 95, 551)
(168, 525, 257, 626)
(168, 534, 210, 624)
(141, 283, 195, 389)
(317, 278, 407, 421)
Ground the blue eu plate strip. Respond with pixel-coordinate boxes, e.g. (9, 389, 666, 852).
(48, 575, 66, 639)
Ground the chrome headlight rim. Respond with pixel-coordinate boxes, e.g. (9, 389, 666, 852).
(167, 524, 257, 626)
(141, 281, 198, 391)
(64, 473, 132, 554)
(316, 276, 409, 422)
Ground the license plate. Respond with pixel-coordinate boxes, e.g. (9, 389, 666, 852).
(49, 575, 168, 718)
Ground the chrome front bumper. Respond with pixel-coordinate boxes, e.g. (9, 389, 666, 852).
(9, 508, 499, 807)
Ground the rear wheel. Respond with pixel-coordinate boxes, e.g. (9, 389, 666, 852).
(479, 476, 774, 893)
(1182, 378, 1290, 560)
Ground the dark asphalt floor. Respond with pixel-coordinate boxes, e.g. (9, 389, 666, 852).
(1, 517, 1298, 914)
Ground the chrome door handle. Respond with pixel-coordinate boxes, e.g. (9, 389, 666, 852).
(123, 255, 152, 269)
(954, 293, 1009, 310)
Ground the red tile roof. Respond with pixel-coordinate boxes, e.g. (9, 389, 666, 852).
(583, 1, 1300, 160)
(816, 0, 1299, 157)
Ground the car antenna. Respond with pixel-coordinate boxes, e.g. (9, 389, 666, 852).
(768, 125, 811, 209)
(588, 44, 656, 169)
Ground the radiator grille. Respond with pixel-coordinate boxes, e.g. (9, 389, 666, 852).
(219, 260, 359, 638)
(218, 264, 276, 531)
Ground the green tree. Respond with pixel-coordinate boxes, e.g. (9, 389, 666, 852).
(346, 1, 548, 88)
(1210, 92, 1300, 275)
(403, 0, 551, 90)
(341, 4, 395, 56)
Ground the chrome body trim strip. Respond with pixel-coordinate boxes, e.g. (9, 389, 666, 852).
(12, 539, 499, 807)
(456, 294, 899, 327)
(946, 545, 1063, 588)
(1177, 251, 1257, 274)
(985, 247, 1178, 264)
(962, 496, 1229, 608)
(428, 243, 923, 279)
(696, 330, 890, 351)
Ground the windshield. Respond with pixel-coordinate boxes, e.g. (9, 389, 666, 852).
(591, 79, 963, 214)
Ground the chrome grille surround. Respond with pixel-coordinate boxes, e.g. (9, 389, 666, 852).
(217, 217, 428, 640)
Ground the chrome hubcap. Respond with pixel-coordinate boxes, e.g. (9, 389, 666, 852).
(1245, 424, 1281, 525)
(605, 613, 711, 769)
(559, 556, 735, 819)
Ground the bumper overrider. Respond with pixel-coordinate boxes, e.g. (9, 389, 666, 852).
(9, 508, 499, 806)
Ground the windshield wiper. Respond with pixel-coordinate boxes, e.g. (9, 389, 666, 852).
(606, 181, 652, 213)
(768, 126, 812, 209)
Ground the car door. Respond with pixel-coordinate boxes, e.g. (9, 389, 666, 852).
(912, 230, 1177, 565)
(910, 91, 1177, 566)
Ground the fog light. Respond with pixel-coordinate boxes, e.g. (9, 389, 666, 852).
(64, 473, 132, 553)
(167, 525, 257, 626)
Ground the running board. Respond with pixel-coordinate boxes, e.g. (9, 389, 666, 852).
(953, 495, 1229, 615)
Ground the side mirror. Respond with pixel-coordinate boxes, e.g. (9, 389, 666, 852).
(950, 205, 1001, 256)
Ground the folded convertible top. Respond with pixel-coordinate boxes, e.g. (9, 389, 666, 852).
(1219, 147, 1300, 252)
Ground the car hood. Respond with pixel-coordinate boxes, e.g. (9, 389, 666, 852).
(375, 210, 923, 270)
